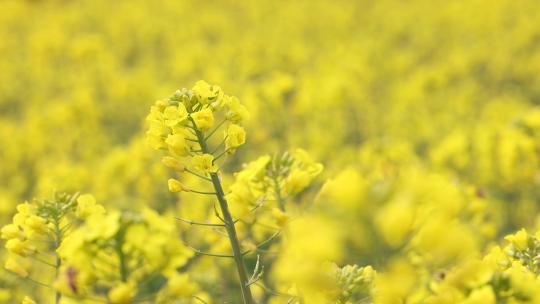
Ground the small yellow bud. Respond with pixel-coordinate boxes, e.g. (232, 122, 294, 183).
(361, 266, 376, 282)
(162, 156, 186, 172)
(168, 179, 189, 193)
(5, 239, 34, 257)
(21, 296, 36, 304)
(24, 215, 48, 235)
(505, 228, 529, 251)
(108, 283, 136, 304)
(1, 224, 23, 240)
(166, 273, 198, 297)
(5, 257, 28, 278)
(272, 208, 290, 227)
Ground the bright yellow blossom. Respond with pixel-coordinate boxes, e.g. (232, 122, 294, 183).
(225, 124, 246, 150)
(192, 80, 223, 105)
(191, 154, 217, 173)
(191, 108, 214, 130)
(165, 133, 189, 156)
(505, 228, 529, 251)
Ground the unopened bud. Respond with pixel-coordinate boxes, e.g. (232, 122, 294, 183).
(168, 179, 190, 193)
(162, 157, 186, 172)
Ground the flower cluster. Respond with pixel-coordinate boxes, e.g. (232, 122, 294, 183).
(226, 149, 323, 224)
(1, 193, 104, 303)
(56, 208, 199, 303)
(333, 264, 375, 304)
(146, 80, 248, 193)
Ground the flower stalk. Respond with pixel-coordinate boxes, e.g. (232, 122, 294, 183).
(192, 122, 254, 304)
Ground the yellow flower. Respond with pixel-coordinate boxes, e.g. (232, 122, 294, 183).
(146, 119, 168, 137)
(225, 124, 246, 150)
(483, 245, 509, 269)
(13, 202, 33, 226)
(5, 257, 28, 278)
(85, 212, 121, 240)
(165, 133, 188, 156)
(505, 228, 529, 251)
(166, 273, 198, 297)
(461, 286, 496, 304)
(5, 239, 34, 257)
(191, 108, 214, 130)
(161, 156, 186, 172)
(76, 194, 105, 219)
(283, 169, 312, 195)
(163, 104, 188, 127)
(272, 208, 290, 227)
(191, 154, 217, 173)
(374, 198, 414, 247)
(192, 80, 222, 105)
(24, 215, 48, 235)
(1, 224, 23, 240)
(168, 179, 189, 193)
(21, 296, 36, 304)
(362, 265, 376, 283)
(224, 96, 249, 123)
(109, 283, 136, 304)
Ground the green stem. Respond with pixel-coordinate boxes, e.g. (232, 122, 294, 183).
(272, 175, 286, 211)
(115, 228, 128, 282)
(190, 118, 254, 304)
(208, 172, 255, 304)
(53, 218, 62, 304)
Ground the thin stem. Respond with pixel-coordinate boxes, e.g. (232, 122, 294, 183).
(115, 228, 128, 282)
(53, 215, 62, 304)
(211, 135, 228, 155)
(175, 217, 226, 227)
(213, 149, 229, 163)
(254, 282, 296, 298)
(25, 276, 54, 289)
(188, 246, 235, 258)
(189, 189, 217, 195)
(272, 174, 286, 211)
(185, 169, 213, 182)
(256, 231, 281, 248)
(193, 295, 209, 304)
(30, 256, 56, 268)
(205, 119, 227, 141)
(190, 118, 254, 304)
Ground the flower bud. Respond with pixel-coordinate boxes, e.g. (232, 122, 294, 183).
(5, 257, 28, 278)
(162, 156, 186, 172)
(168, 179, 190, 193)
